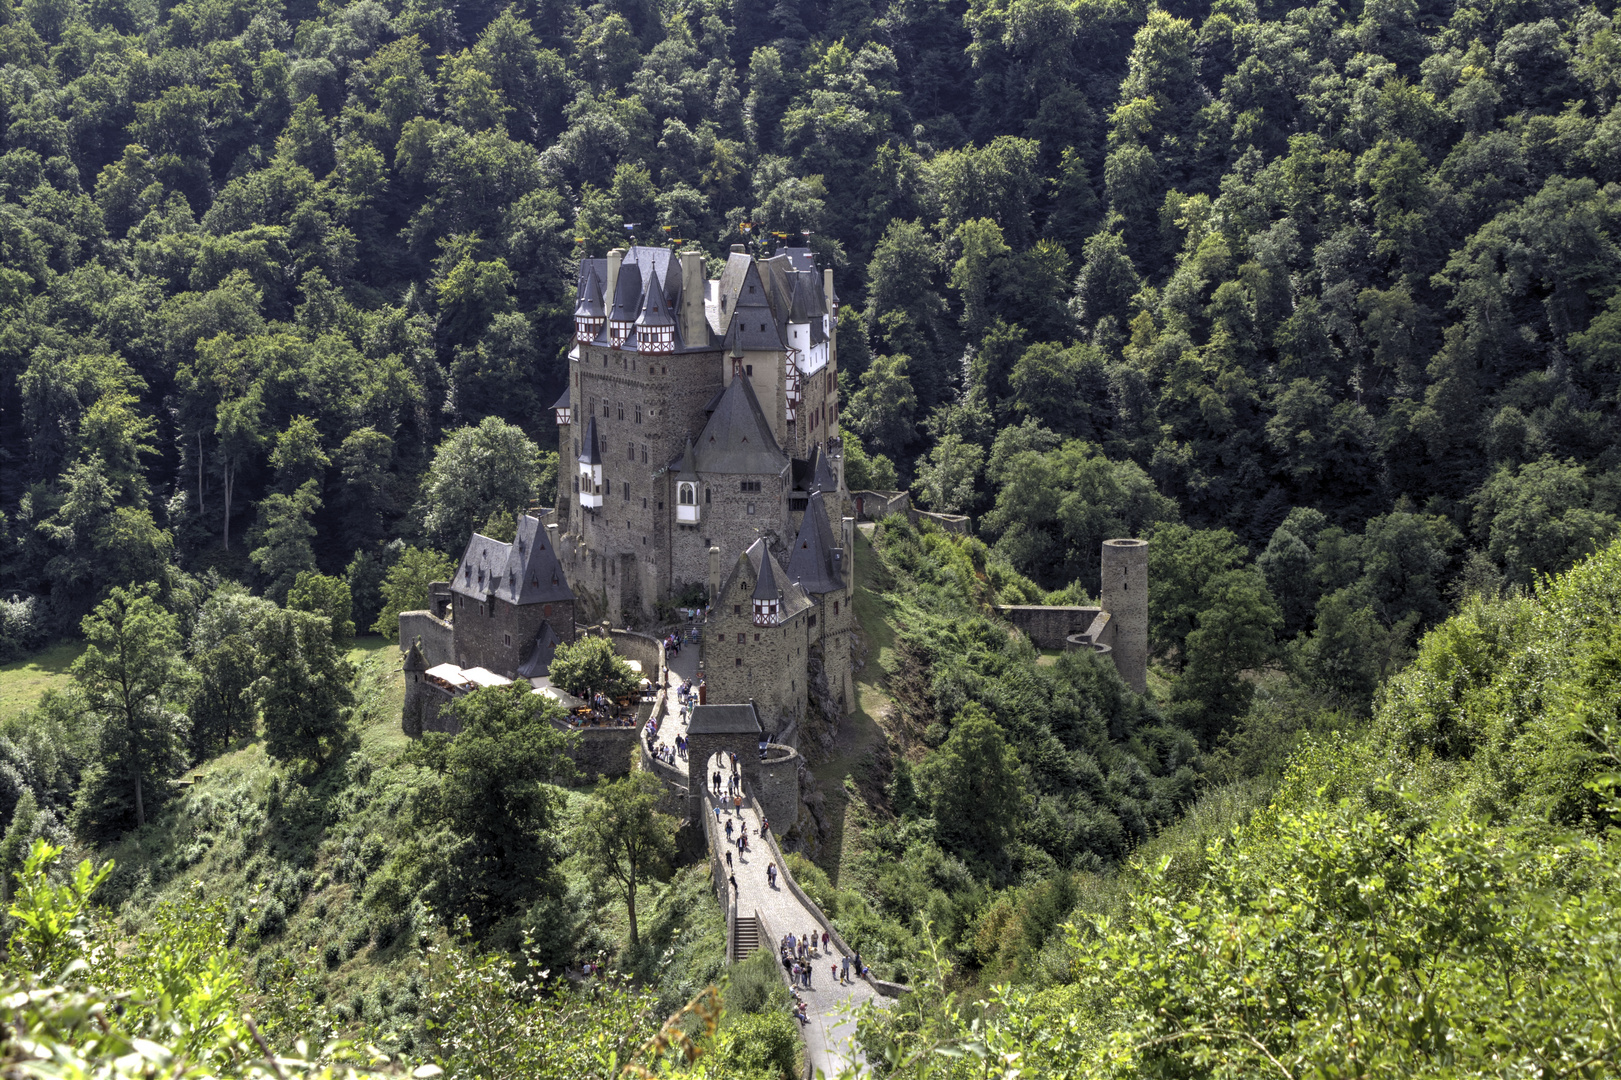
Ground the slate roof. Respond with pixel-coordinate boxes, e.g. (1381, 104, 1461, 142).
(498, 514, 573, 604)
(404, 641, 427, 672)
(609, 262, 641, 324)
(515, 622, 563, 679)
(574, 246, 712, 351)
(809, 444, 836, 491)
(734, 539, 811, 621)
(451, 514, 574, 605)
(727, 262, 787, 351)
(552, 386, 570, 411)
(579, 416, 602, 465)
(637, 268, 674, 327)
(787, 490, 844, 595)
(451, 533, 510, 600)
(687, 702, 763, 735)
(575, 264, 605, 318)
(751, 547, 781, 601)
(693, 376, 787, 475)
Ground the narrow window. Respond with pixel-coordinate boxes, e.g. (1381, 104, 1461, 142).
(737, 633, 745, 643)
(504, 633, 511, 646)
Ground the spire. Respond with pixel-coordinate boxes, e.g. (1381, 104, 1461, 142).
(636, 269, 674, 326)
(679, 435, 697, 474)
(751, 546, 781, 600)
(810, 443, 836, 492)
(404, 640, 427, 672)
(575, 264, 605, 318)
(787, 490, 843, 594)
(579, 415, 602, 465)
(609, 263, 642, 323)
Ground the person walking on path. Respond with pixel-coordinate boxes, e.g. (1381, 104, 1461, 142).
(841, 955, 850, 984)
(767, 863, 777, 888)
(725, 850, 732, 869)
(805, 962, 813, 988)
(725, 819, 734, 841)
(728, 874, 738, 894)
(821, 931, 829, 953)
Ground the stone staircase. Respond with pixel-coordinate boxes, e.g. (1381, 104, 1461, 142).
(732, 913, 762, 961)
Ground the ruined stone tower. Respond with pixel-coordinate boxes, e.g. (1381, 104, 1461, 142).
(1100, 538, 1149, 694)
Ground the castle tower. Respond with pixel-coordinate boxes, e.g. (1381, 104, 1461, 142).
(1100, 538, 1149, 694)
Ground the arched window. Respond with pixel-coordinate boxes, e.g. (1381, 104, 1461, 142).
(678, 483, 695, 504)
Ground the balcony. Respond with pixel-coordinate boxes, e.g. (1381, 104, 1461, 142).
(677, 503, 700, 524)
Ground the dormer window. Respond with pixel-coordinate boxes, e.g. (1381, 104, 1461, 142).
(555, 403, 572, 424)
(752, 597, 779, 626)
(609, 317, 634, 348)
(576, 315, 604, 343)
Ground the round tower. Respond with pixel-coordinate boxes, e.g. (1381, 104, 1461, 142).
(1100, 538, 1149, 694)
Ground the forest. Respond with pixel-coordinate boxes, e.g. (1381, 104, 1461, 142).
(0, 0, 1619, 1072)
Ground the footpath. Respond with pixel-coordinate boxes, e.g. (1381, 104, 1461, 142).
(643, 629, 883, 1074)
(704, 783, 881, 1077)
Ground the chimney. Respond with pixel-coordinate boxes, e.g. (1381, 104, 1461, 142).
(708, 546, 722, 606)
(731, 244, 745, 254)
(680, 249, 706, 347)
(605, 248, 625, 314)
(823, 268, 835, 317)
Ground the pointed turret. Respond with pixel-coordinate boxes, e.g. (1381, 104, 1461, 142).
(578, 416, 603, 508)
(574, 263, 607, 344)
(404, 640, 427, 673)
(788, 490, 844, 595)
(636, 268, 675, 353)
(750, 539, 783, 626)
(675, 436, 700, 523)
(608, 263, 641, 347)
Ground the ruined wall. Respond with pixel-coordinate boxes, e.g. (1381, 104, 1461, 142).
(995, 606, 1103, 650)
(399, 611, 454, 668)
(851, 490, 909, 521)
(567, 725, 638, 781)
(912, 510, 970, 534)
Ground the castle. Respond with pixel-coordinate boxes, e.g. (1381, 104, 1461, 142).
(402, 244, 859, 744)
(399, 243, 1152, 757)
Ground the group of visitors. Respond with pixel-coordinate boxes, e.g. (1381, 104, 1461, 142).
(663, 632, 682, 658)
(781, 932, 868, 994)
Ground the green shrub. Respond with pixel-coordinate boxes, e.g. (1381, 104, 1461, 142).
(725, 947, 788, 1015)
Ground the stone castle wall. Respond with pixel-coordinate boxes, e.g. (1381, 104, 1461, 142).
(399, 611, 454, 667)
(754, 744, 801, 834)
(995, 606, 1103, 650)
(447, 592, 574, 678)
(705, 570, 810, 738)
(568, 725, 638, 781)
